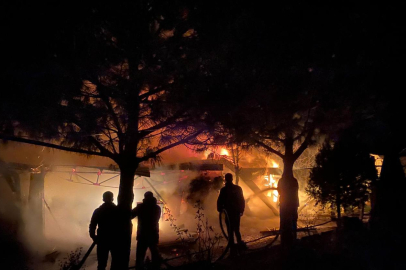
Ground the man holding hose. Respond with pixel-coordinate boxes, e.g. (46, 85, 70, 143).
(89, 191, 118, 270)
(217, 173, 247, 255)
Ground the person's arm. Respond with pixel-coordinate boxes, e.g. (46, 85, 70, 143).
(131, 205, 139, 219)
(89, 209, 98, 241)
(217, 189, 224, 212)
(155, 205, 162, 222)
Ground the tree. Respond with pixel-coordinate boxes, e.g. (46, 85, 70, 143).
(193, 1, 406, 247)
(307, 140, 377, 226)
(335, 115, 406, 235)
(194, 3, 355, 246)
(1, 2, 209, 268)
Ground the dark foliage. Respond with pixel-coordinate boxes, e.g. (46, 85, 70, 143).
(58, 248, 83, 270)
(307, 140, 377, 212)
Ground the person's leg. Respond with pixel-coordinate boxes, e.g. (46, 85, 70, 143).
(226, 215, 239, 256)
(110, 242, 118, 270)
(232, 215, 247, 251)
(136, 240, 148, 270)
(97, 241, 109, 270)
(225, 213, 235, 246)
(233, 215, 242, 244)
(149, 242, 160, 270)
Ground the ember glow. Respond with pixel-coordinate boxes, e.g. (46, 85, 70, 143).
(220, 148, 229, 156)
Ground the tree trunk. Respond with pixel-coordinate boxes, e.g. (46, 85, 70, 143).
(359, 202, 364, 221)
(278, 155, 299, 249)
(231, 145, 240, 185)
(235, 165, 240, 186)
(370, 151, 406, 235)
(115, 161, 138, 270)
(336, 192, 341, 228)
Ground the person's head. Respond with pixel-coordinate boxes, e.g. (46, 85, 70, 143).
(225, 173, 233, 184)
(144, 191, 154, 199)
(103, 191, 114, 202)
(143, 191, 157, 204)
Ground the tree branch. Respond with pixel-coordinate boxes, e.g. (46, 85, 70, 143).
(0, 134, 108, 157)
(96, 84, 124, 152)
(138, 129, 204, 162)
(138, 109, 188, 138)
(254, 139, 284, 158)
(88, 136, 115, 158)
(138, 86, 165, 100)
(100, 129, 118, 155)
(293, 129, 314, 160)
(257, 134, 285, 143)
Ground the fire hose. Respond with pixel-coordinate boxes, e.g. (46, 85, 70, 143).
(219, 209, 230, 240)
(74, 241, 96, 270)
(77, 208, 319, 269)
(217, 208, 282, 256)
(214, 209, 232, 262)
(69, 209, 231, 270)
(216, 209, 279, 260)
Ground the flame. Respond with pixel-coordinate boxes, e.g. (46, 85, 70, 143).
(273, 190, 278, 202)
(203, 148, 230, 159)
(265, 174, 279, 202)
(269, 174, 275, 185)
(370, 154, 383, 176)
(220, 148, 229, 156)
(203, 150, 211, 159)
(271, 160, 279, 168)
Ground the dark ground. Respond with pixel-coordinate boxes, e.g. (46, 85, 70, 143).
(174, 219, 405, 270)
(2, 216, 404, 270)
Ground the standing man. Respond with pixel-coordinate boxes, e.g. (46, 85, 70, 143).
(89, 191, 118, 270)
(131, 191, 161, 270)
(217, 173, 246, 254)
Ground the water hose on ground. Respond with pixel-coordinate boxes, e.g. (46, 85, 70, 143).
(219, 209, 229, 240)
(75, 241, 96, 270)
(214, 209, 232, 262)
(76, 217, 333, 268)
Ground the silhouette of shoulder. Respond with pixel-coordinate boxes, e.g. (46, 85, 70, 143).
(94, 203, 117, 219)
(131, 200, 161, 219)
(90, 202, 118, 238)
(221, 183, 243, 193)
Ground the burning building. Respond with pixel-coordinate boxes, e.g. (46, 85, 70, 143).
(0, 143, 306, 269)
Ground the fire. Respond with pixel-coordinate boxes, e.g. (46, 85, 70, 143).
(265, 174, 279, 202)
(203, 148, 229, 159)
(370, 154, 383, 176)
(266, 158, 279, 168)
(220, 148, 229, 156)
(203, 150, 211, 159)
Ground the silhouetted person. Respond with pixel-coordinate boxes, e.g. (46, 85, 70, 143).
(131, 191, 161, 270)
(89, 191, 118, 270)
(217, 173, 246, 253)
